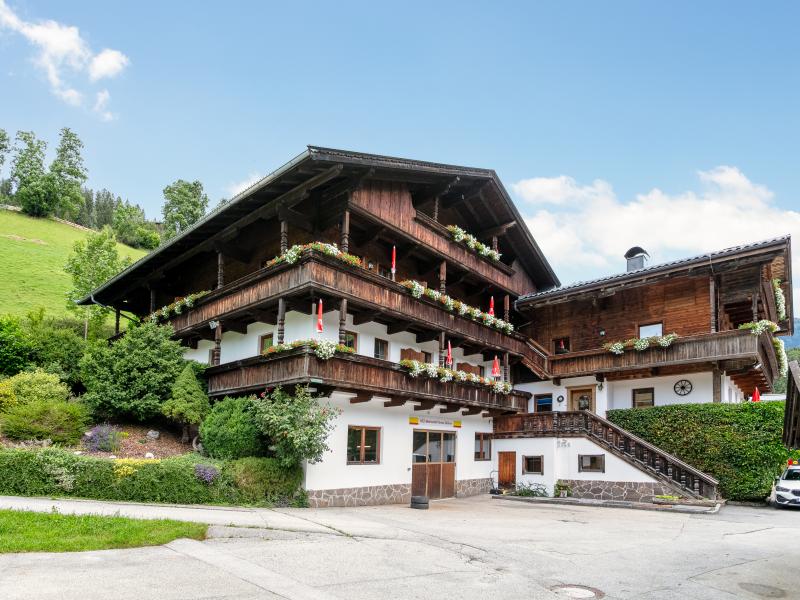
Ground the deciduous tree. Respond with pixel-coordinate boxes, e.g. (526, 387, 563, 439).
(11, 131, 49, 216)
(162, 179, 208, 240)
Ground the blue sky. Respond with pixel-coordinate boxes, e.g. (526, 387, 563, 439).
(2, 1, 799, 301)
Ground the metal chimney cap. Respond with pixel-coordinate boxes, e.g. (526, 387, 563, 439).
(624, 246, 649, 260)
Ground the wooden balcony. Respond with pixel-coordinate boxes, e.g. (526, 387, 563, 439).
(167, 250, 546, 374)
(494, 411, 719, 499)
(206, 346, 529, 413)
(548, 329, 778, 388)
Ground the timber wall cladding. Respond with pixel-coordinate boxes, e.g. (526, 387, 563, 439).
(531, 276, 712, 352)
(350, 181, 538, 296)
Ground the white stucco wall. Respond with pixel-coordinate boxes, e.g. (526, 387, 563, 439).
(303, 393, 494, 492)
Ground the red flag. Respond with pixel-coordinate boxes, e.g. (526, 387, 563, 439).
(488, 296, 495, 316)
(491, 355, 501, 377)
(446, 340, 453, 367)
(391, 245, 396, 274)
(752, 387, 761, 402)
(316, 299, 324, 333)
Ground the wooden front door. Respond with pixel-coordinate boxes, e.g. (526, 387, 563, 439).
(498, 451, 516, 489)
(411, 430, 456, 499)
(569, 387, 595, 412)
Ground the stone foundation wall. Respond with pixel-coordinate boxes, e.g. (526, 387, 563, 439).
(307, 483, 411, 508)
(455, 477, 492, 498)
(560, 479, 682, 502)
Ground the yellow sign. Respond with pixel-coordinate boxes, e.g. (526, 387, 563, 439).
(408, 416, 420, 425)
(453, 421, 462, 428)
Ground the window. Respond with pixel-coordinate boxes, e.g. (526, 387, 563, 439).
(343, 330, 358, 351)
(378, 264, 392, 279)
(374, 338, 389, 360)
(478, 365, 485, 377)
(638, 322, 663, 338)
(522, 455, 544, 474)
(422, 351, 433, 363)
(258, 333, 273, 354)
(632, 387, 654, 408)
(554, 337, 570, 354)
(534, 395, 553, 412)
(412, 431, 456, 464)
(347, 426, 380, 464)
(578, 454, 605, 473)
(474, 433, 491, 461)
(207, 348, 215, 364)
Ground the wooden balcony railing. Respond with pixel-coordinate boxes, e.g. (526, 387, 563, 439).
(494, 411, 719, 499)
(548, 329, 778, 386)
(206, 346, 530, 413)
(784, 361, 800, 449)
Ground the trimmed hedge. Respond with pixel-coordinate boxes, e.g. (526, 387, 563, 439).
(606, 401, 800, 501)
(0, 448, 303, 506)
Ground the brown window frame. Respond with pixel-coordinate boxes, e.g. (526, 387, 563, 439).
(474, 432, 491, 461)
(578, 454, 605, 473)
(373, 338, 389, 360)
(638, 321, 663, 338)
(533, 394, 553, 412)
(258, 333, 274, 354)
(347, 426, 381, 465)
(413, 430, 456, 464)
(632, 387, 655, 409)
(522, 455, 544, 475)
(422, 351, 433, 363)
(343, 330, 358, 351)
(478, 365, 485, 377)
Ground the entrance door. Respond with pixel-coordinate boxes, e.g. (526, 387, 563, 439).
(569, 388, 595, 412)
(411, 430, 456, 499)
(498, 451, 516, 489)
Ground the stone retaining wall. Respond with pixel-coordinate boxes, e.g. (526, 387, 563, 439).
(455, 477, 492, 498)
(308, 478, 492, 508)
(560, 479, 682, 502)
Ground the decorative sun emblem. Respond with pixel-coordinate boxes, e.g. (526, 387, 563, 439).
(674, 379, 693, 396)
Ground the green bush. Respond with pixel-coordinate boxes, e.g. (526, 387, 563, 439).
(606, 402, 800, 501)
(0, 369, 71, 409)
(162, 365, 210, 443)
(228, 457, 303, 503)
(0, 449, 301, 506)
(200, 396, 266, 460)
(24, 310, 86, 390)
(0, 316, 32, 377)
(1, 400, 90, 444)
(80, 321, 186, 421)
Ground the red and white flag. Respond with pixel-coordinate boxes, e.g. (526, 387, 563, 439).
(316, 299, 324, 333)
(446, 340, 453, 367)
(488, 296, 495, 317)
(391, 245, 396, 276)
(491, 355, 501, 377)
(752, 387, 761, 402)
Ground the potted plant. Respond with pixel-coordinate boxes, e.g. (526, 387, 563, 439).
(554, 480, 573, 498)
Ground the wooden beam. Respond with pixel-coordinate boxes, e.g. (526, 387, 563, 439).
(439, 404, 460, 414)
(479, 221, 517, 239)
(213, 240, 251, 264)
(352, 312, 376, 326)
(414, 400, 436, 411)
(350, 393, 371, 404)
(387, 321, 413, 335)
(277, 202, 313, 231)
(355, 225, 386, 246)
(384, 398, 407, 408)
(415, 330, 439, 343)
(461, 407, 482, 416)
(321, 168, 375, 202)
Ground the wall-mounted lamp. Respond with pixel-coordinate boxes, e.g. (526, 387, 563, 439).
(209, 320, 219, 330)
(597, 381, 604, 391)
(599, 328, 606, 337)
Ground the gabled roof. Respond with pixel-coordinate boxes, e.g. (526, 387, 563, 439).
(79, 146, 559, 306)
(517, 236, 793, 313)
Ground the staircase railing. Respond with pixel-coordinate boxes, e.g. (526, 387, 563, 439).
(494, 411, 719, 500)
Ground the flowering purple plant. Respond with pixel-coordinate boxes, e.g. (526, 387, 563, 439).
(84, 424, 122, 452)
(194, 463, 220, 484)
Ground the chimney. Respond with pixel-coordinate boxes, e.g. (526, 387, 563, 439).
(624, 247, 649, 272)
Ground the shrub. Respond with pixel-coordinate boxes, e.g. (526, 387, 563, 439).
(162, 365, 210, 443)
(80, 321, 185, 421)
(0, 448, 301, 506)
(252, 386, 339, 468)
(227, 457, 303, 503)
(83, 424, 123, 452)
(24, 310, 86, 389)
(606, 402, 800, 501)
(0, 369, 70, 409)
(1, 399, 90, 444)
(0, 315, 32, 377)
(200, 397, 265, 460)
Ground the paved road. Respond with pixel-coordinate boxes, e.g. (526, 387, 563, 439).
(1, 495, 798, 599)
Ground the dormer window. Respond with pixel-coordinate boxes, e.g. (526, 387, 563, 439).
(638, 322, 663, 338)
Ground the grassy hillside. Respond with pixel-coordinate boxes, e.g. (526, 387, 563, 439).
(0, 209, 147, 317)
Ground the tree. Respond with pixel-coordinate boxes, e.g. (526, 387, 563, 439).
(49, 127, 87, 219)
(252, 386, 340, 468)
(11, 131, 50, 217)
(64, 227, 133, 339)
(162, 364, 210, 443)
(93, 189, 118, 228)
(79, 321, 186, 421)
(0, 315, 32, 377)
(162, 179, 208, 240)
(0, 128, 9, 175)
(773, 348, 800, 394)
(75, 188, 95, 228)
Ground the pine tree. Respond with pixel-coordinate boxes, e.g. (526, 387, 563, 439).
(162, 364, 210, 443)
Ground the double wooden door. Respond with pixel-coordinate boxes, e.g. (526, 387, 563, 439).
(411, 430, 456, 499)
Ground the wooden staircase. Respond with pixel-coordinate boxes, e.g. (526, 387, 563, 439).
(494, 411, 719, 500)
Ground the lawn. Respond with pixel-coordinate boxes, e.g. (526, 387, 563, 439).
(0, 209, 147, 317)
(0, 509, 207, 553)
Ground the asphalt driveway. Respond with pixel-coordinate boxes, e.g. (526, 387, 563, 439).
(1, 495, 798, 599)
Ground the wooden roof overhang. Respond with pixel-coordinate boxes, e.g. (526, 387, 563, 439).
(78, 146, 559, 310)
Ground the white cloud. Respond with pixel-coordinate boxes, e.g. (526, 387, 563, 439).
(227, 173, 263, 198)
(93, 89, 114, 121)
(516, 167, 800, 310)
(0, 0, 128, 118)
(89, 48, 129, 81)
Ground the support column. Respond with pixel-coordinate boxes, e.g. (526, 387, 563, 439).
(280, 220, 288, 253)
(114, 309, 120, 336)
(504, 352, 510, 382)
(340, 209, 350, 253)
(149, 287, 156, 314)
(433, 197, 440, 222)
(439, 332, 446, 367)
(712, 365, 722, 403)
(709, 276, 717, 333)
(439, 261, 447, 295)
(217, 251, 225, 289)
(277, 297, 286, 344)
(503, 294, 510, 322)
(211, 323, 222, 366)
(492, 235, 499, 253)
(339, 298, 348, 345)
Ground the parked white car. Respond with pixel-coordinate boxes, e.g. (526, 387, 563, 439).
(772, 460, 800, 508)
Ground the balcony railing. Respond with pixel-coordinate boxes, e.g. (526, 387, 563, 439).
(206, 346, 529, 413)
(548, 329, 778, 386)
(494, 411, 718, 499)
